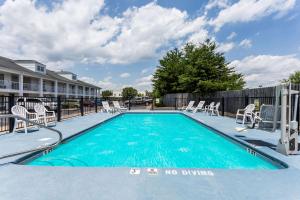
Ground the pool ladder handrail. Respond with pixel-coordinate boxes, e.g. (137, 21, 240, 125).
(0, 114, 63, 160)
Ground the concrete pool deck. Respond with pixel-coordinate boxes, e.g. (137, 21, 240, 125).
(0, 111, 300, 200)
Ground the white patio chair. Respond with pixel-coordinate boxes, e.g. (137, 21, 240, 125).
(11, 105, 39, 134)
(102, 101, 114, 113)
(34, 104, 56, 126)
(236, 104, 256, 125)
(192, 101, 205, 113)
(204, 102, 215, 113)
(208, 102, 220, 116)
(184, 101, 195, 111)
(113, 101, 128, 112)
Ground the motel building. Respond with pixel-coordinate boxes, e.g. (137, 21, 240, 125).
(0, 56, 101, 98)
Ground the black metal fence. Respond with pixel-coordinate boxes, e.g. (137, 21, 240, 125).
(162, 84, 300, 129)
(103, 97, 154, 111)
(0, 95, 102, 134)
(0, 95, 157, 134)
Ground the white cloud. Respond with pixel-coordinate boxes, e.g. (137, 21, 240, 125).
(120, 72, 130, 78)
(0, 1, 209, 68)
(229, 54, 300, 87)
(80, 76, 118, 90)
(210, 0, 296, 31)
(141, 68, 149, 74)
(135, 75, 153, 90)
(239, 39, 252, 48)
(217, 42, 235, 53)
(187, 29, 209, 44)
(227, 32, 237, 40)
(204, 0, 229, 14)
(103, 3, 208, 64)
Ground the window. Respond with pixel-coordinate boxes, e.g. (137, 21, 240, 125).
(36, 65, 45, 72)
(0, 74, 4, 88)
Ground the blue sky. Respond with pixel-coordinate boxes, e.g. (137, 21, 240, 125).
(0, 0, 300, 91)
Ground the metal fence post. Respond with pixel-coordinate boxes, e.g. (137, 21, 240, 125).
(174, 98, 177, 110)
(8, 94, 15, 133)
(221, 97, 225, 116)
(244, 95, 249, 107)
(57, 96, 61, 122)
(128, 99, 131, 110)
(80, 97, 84, 116)
(297, 96, 300, 130)
(95, 97, 98, 113)
(151, 99, 154, 110)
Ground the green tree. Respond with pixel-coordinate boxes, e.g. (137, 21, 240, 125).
(152, 48, 185, 97)
(122, 87, 138, 100)
(152, 40, 245, 96)
(145, 90, 153, 97)
(101, 90, 113, 98)
(289, 71, 300, 84)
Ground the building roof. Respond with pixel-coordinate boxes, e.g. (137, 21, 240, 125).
(14, 59, 45, 66)
(0, 56, 51, 79)
(56, 70, 76, 75)
(77, 80, 101, 89)
(46, 70, 77, 84)
(0, 56, 101, 89)
(47, 70, 101, 89)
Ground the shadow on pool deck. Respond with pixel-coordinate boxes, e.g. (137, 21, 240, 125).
(0, 111, 300, 200)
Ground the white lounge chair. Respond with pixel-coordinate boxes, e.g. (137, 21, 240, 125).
(204, 102, 215, 112)
(113, 101, 128, 112)
(11, 105, 39, 134)
(34, 104, 56, 126)
(208, 102, 220, 116)
(184, 101, 195, 111)
(236, 104, 256, 125)
(193, 101, 205, 113)
(102, 101, 114, 113)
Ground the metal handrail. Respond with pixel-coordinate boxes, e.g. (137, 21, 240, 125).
(0, 114, 63, 160)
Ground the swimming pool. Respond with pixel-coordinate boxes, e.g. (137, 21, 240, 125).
(27, 113, 283, 169)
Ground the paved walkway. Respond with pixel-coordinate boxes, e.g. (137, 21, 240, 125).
(185, 112, 300, 169)
(0, 111, 300, 200)
(0, 112, 117, 164)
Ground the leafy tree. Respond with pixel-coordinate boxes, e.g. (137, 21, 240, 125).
(145, 90, 153, 97)
(289, 71, 300, 84)
(101, 90, 113, 98)
(122, 87, 138, 100)
(152, 40, 245, 96)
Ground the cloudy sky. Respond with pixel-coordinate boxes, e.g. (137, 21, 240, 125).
(0, 0, 299, 91)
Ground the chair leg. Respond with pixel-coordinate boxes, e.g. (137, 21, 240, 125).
(12, 119, 17, 134)
(242, 115, 246, 124)
(44, 116, 47, 126)
(24, 122, 27, 134)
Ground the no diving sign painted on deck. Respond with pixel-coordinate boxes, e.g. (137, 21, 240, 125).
(129, 168, 214, 176)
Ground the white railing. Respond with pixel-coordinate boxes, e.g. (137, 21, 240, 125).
(0, 80, 19, 90)
(43, 85, 55, 92)
(23, 83, 39, 91)
(58, 87, 67, 93)
(78, 90, 83, 95)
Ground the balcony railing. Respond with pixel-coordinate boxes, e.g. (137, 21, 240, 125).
(58, 87, 67, 93)
(23, 83, 39, 91)
(43, 85, 55, 92)
(0, 80, 19, 90)
(69, 89, 76, 94)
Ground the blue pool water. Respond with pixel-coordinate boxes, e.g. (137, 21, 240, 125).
(28, 113, 279, 169)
